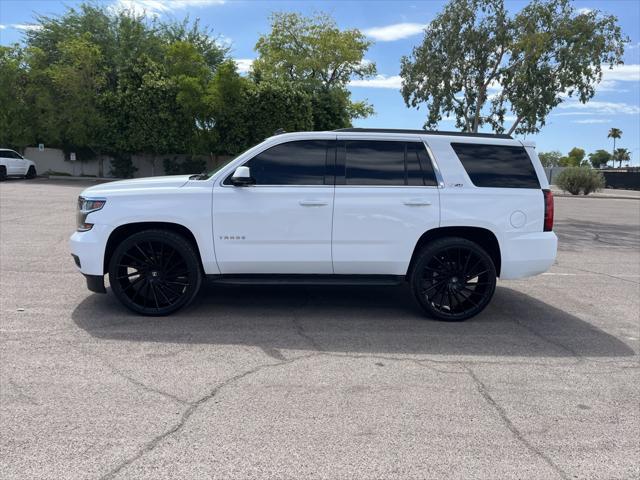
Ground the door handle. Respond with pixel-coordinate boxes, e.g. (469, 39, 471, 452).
(299, 199, 328, 207)
(403, 199, 432, 206)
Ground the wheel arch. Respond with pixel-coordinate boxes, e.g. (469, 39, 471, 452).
(406, 226, 502, 278)
(103, 222, 204, 274)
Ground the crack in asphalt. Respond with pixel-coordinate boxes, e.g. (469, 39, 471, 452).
(99, 353, 319, 480)
(562, 264, 640, 285)
(74, 346, 192, 406)
(464, 366, 571, 480)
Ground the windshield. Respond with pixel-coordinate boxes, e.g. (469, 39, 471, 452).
(197, 146, 256, 180)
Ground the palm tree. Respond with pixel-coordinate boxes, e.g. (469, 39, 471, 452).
(607, 128, 622, 167)
(613, 148, 631, 168)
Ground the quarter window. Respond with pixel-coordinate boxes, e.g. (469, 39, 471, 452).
(451, 143, 540, 188)
(226, 140, 330, 185)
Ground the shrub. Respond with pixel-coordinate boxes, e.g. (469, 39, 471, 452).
(163, 156, 207, 175)
(555, 167, 605, 195)
(110, 154, 137, 179)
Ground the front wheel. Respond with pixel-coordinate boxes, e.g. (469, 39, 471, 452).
(25, 166, 36, 179)
(108, 229, 202, 316)
(410, 237, 497, 321)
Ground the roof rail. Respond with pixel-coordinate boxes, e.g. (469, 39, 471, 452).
(334, 128, 512, 139)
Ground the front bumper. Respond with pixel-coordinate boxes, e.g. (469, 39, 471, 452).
(69, 223, 114, 278)
(84, 274, 106, 293)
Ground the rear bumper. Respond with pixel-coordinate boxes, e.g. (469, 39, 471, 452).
(500, 231, 557, 279)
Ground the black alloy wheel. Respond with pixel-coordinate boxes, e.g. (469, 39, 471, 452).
(25, 166, 37, 179)
(108, 230, 202, 315)
(411, 237, 497, 321)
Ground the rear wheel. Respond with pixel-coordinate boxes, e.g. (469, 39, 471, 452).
(25, 166, 36, 179)
(108, 229, 202, 316)
(410, 237, 497, 321)
(0, 166, 6, 181)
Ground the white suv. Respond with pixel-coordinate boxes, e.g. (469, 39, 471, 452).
(69, 129, 556, 321)
(0, 149, 37, 180)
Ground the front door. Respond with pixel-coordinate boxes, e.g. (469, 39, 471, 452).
(332, 138, 441, 275)
(213, 138, 336, 274)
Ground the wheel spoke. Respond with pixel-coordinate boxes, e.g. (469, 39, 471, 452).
(117, 270, 141, 280)
(122, 275, 145, 292)
(150, 283, 160, 310)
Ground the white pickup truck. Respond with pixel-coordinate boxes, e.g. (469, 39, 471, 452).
(69, 128, 557, 321)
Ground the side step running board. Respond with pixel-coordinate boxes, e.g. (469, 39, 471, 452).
(205, 274, 405, 286)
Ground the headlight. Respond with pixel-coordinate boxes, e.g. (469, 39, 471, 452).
(76, 196, 106, 231)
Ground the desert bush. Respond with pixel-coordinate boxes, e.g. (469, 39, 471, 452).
(555, 167, 605, 195)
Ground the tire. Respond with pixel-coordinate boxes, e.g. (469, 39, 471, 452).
(25, 166, 36, 179)
(108, 229, 202, 316)
(410, 237, 497, 321)
(0, 166, 6, 181)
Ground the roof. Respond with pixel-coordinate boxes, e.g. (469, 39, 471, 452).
(334, 128, 513, 140)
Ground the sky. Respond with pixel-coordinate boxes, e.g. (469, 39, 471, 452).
(1, 0, 639, 165)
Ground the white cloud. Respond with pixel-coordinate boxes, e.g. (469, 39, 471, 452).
(556, 100, 640, 115)
(0, 25, 6, 30)
(112, 0, 225, 17)
(577, 8, 593, 15)
(573, 118, 612, 124)
(601, 64, 640, 82)
(11, 24, 43, 31)
(234, 58, 253, 74)
(363, 22, 425, 42)
(350, 74, 402, 89)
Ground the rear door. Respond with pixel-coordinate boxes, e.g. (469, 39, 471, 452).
(213, 137, 336, 274)
(332, 137, 440, 275)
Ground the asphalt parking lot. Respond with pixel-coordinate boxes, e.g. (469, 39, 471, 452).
(1, 178, 639, 480)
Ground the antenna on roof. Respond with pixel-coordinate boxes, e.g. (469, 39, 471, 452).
(273, 128, 286, 136)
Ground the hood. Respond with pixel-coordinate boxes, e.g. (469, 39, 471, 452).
(82, 175, 193, 195)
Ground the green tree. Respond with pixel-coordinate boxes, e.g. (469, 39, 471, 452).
(0, 45, 35, 150)
(612, 147, 630, 168)
(400, 0, 626, 134)
(253, 12, 376, 128)
(559, 147, 587, 167)
(13, 3, 229, 168)
(205, 60, 251, 155)
(538, 150, 562, 168)
(588, 149, 612, 169)
(607, 127, 622, 158)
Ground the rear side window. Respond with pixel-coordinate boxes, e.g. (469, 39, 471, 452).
(345, 141, 405, 185)
(344, 141, 438, 186)
(451, 143, 540, 188)
(225, 140, 330, 185)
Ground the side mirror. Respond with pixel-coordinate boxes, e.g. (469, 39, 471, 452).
(230, 166, 255, 186)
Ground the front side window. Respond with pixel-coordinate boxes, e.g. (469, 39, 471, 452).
(225, 140, 330, 185)
(0, 150, 22, 159)
(451, 143, 540, 188)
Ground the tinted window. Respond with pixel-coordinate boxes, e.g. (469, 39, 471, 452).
(344, 141, 437, 186)
(227, 140, 329, 185)
(452, 143, 540, 188)
(0, 150, 21, 159)
(345, 141, 405, 185)
(407, 142, 438, 186)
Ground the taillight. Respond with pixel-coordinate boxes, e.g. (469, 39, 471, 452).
(543, 189, 554, 232)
